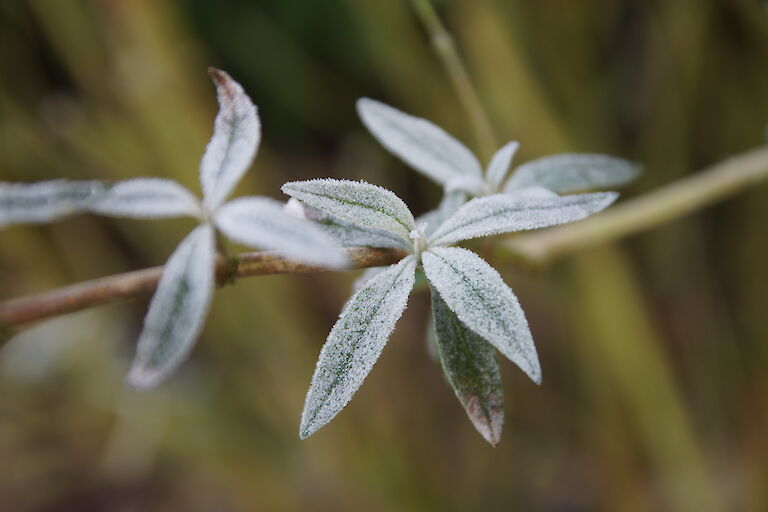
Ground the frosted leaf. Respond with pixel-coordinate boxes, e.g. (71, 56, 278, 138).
(486, 141, 519, 191)
(89, 178, 201, 219)
(415, 190, 468, 239)
(422, 247, 541, 383)
(353, 266, 386, 291)
(357, 98, 482, 185)
(431, 287, 504, 445)
(505, 186, 559, 199)
(127, 224, 216, 390)
(282, 179, 416, 243)
(200, 68, 261, 211)
(505, 153, 640, 194)
(445, 174, 485, 196)
(300, 256, 417, 439)
(215, 197, 348, 269)
(429, 191, 618, 246)
(0, 180, 104, 228)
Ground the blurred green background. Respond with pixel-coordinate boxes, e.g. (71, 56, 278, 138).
(2, 1, 768, 510)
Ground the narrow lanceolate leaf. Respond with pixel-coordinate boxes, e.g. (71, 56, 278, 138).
(127, 225, 216, 390)
(431, 287, 504, 445)
(422, 247, 541, 384)
(486, 141, 519, 191)
(88, 178, 201, 219)
(0, 180, 104, 228)
(300, 256, 417, 439)
(357, 98, 483, 185)
(318, 216, 413, 252)
(215, 197, 348, 268)
(429, 191, 618, 247)
(282, 179, 416, 243)
(200, 68, 260, 211)
(504, 153, 640, 194)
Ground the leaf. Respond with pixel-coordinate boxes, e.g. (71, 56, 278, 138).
(127, 224, 216, 390)
(431, 287, 504, 445)
(88, 178, 201, 219)
(352, 266, 386, 291)
(422, 246, 541, 384)
(486, 141, 519, 191)
(282, 179, 416, 243)
(214, 197, 348, 268)
(357, 98, 482, 185)
(504, 153, 640, 194)
(0, 180, 104, 228)
(300, 256, 417, 439)
(200, 68, 261, 211)
(428, 191, 618, 247)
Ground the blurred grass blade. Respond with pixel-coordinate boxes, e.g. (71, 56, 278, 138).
(200, 68, 261, 211)
(300, 256, 417, 439)
(422, 246, 541, 383)
(0, 180, 104, 229)
(89, 178, 201, 219)
(282, 179, 416, 242)
(505, 154, 640, 194)
(127, 224, 216, 390)
(429, 191, 618, 247)
(357, 98, 483, 184)
(215, 197, 348, 268)
(431, 286, 503, 445)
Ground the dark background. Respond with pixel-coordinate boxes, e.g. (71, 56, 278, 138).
(1, 1, 768, 510)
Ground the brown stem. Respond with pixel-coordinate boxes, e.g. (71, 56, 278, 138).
(0, 247, 406, 330)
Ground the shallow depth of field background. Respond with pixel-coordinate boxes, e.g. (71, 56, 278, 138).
(2, 1, 768, 510)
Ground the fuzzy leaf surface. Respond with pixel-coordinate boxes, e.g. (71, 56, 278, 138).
(505, 154, 640, 194)
(89, 178, 201, 219)
(300, 256, 417, 439)
(486, 141, 519, 191)
(282, 179, 416, 243)
(422, 247, 541, 384)
(200, 68, 260, 211)
(431, 287, 504, 445)
(215, 197, 348, 268)
(357, 98, 482, 185)
(127, 224, 216, 390)
(429, 191, 618, 246)
(0, 180, 104, 228)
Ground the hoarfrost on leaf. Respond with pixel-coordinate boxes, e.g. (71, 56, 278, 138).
(422, 246, 541, 384)
(214, 197, 348, 268)
(88, 178, 201, 219)
(357, 98, 482, 185)
(431, 287, 504, 446)
(504, 153, 640, 194)
(300, 256, 417, 439)
(127, 224, 216, 390)
(281, 179, 416, 243)
(428, 191, 618, 247)
(0, 180, 104, 228)
(485, 141, 519, 192)
(200, 68, 261, 211)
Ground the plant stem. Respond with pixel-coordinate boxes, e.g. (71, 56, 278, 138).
(503, 145, 768, 265)
(0, 247, 406, 330)
(409, 0, 498, 159)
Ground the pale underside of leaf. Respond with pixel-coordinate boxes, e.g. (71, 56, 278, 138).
(357, 98, 482, 185)
(0, 180, 104, 228)
(300, 256, 417, 439)
(127, 224, 216, 390)
(200, 68, 261, 211)
(429, 191, 618, 247)
(422, 246, 541, 384)
(282, 179, 416, 243)
(214, 197, 348, 268)
(486, 141, 519, 192)
(431, 287, 504, 445)
(505, 153, 640, 194)
(88, 178, 201, 219)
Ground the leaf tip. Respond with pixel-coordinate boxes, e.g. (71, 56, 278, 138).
(465, 395, 504, 446)
(125, 363, 161, 391)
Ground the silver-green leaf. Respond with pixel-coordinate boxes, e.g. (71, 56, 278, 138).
(127, 224, 216, 390)
(422, 246, 541, 384)
(300, 255, 417, 439)
(431, 287, 504, 446)
(486, 141, 519, 192)
(0, 180, 104, 229)
(89, 178, 201, 219)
